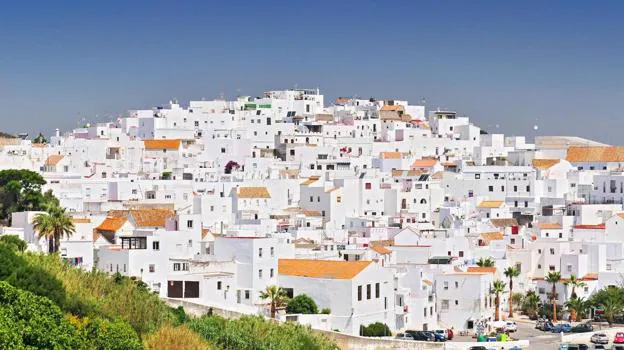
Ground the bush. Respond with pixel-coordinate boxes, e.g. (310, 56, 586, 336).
(189, 315, 339, 350)
(144, 325, 211, 350)
(81, 317, 143, 350)
(0, 281, 80, 349)
(360, 322, 391, 337)
(321, 308, 331, 314)
(0, 235, 26, 252)
(286, 294, 319, 314)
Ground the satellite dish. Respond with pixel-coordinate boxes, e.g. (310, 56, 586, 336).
(533, 125, 539, 131)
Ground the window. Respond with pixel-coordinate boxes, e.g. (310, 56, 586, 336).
(310, 196, 313, 202)
(441, 300, 449, 310)
(549, 265, 556, 271)
(459, 251, 464, 257)
(513, 185, 518, 192)
(259, 248, 263, 258)
(455, 300, 459, 306)
(358, 285, 362, 301)
(270, 247, 275, 257)
(337, 196, 342, 203)
(475, 174, 481, 179)
(187, 220, 193, 228)
(366, 284, 371, 299)
(121, 237, 147, 250)
(365, 182, 372, 190)
(375, 283, 380, 298)
(524, 201, 528, 207)
(424, 308, 427, 317)
(270, 268, 274, 278)
(221, 148, 226, 153)
(488, 186, 493, 192)
(443, 281, 449, 290)
(550, 248, 555, 255)
(455, 281, 459, 288)
(173, 263, 181, 271)
(538, 287, 545, 294)
(149, 264, 155, 273)
(153, 241, 160, 250)
(559, 232, 563, 238)
(259, 269, 263, 279)
(538, 264, 542, 269)
(245, 290, 250, 299)
(567, 264, 572, 272)
(526, 185, 531, 192)
(538, 249, 542, 254)
(217, 281, 222, 290)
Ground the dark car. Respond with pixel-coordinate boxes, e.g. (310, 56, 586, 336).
(468, 347, 488, 350)
(405, 330, 435, 342)
(570, 323, 594, 333)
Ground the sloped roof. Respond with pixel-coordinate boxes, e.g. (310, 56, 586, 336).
(278, 259, 371, 279)
(566, 146, 624, 162)
(237, 187, 271, 198)
(45, 155, 64, 166)
(315, 114, 334, 122)
(380, 105, 404, 112)
(143, 139, 181, 150)
(532, 159, 560, 170)
(380, 152, 402, 160)
(573, 224, 605, 230)
(537, 222, 562, 229)
(616, 213, 624, 220)
(71, 218, 91, 224)
(480, 232, 504, 242)
(477, 200, 504, 209)
(370, 245, 391, 255)
(411, 159, 437, 168)
(490, 218, 518, 228)
(95, 217, 127, 232)
(301, 176, 320, 186)
(129, 209, 174, 227)
(467, 266, 497, 274)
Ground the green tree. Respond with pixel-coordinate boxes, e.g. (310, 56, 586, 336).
(80, 317, 143, 350)
(476, 257, 495, 267)
(360, 322, 391, 337)
(564, 274, 586, 299)
(0, 235, 26, 253)
(590, 287, 624, 326)
(504, 266, 520, 318)
(32, 205, 75, 253)
(546, 271, 562, 322)
(259, 285, 288, 318)
(33, 133, 48, 144)
(0, 169, 49, 223)
(491, 280, 506, 321)
(286, 294, 319, 314)
(521, 291, 541, 319)
(0, 281, 80, 349)
(566, 296, 589, 322)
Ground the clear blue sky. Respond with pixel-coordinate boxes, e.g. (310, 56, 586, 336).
(1, 1, 623, 143)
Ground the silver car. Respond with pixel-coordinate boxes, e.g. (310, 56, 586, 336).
(591, 333, 609, 345)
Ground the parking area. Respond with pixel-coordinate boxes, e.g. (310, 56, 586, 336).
(563, 327, 624, 348)
(448, 321, 560, 348)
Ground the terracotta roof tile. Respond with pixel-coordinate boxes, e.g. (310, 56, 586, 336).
(478, 200, 504, 209)
(71, 218, 91, 224)
(532, 159, 560, 170)
(467, 266, 497, 274)
(537, 222, 562, 229)
(143, 139, 181, 150)
(129, 209, 174, 227)
(380, 152, 402, 160)
(411, 159, 437, 168)
(237, 187, 271, 198)
(301, 176, 320, 186)
(95, 217, 127, 232)
(370, 245, 391, 255)
(566, 146, 624, 162)
(480, 232, 504, 242)
(278, 259, 371, 279)
(490, 218, 518, 228)
(574, 224, 605, 230)
(45, 155, 64, 166)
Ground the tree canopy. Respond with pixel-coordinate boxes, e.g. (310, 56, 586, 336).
(0, 169, 54, 224)
(286, 294, 319, 314)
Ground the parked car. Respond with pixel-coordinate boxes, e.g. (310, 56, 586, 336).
(432, 330, 447, 342)
(539, 321, 554, 331)
(615, 332, 624, 344)
(551, 323, 572, 333)
(395, 333, 414, 341)
(593, 345, 606, 350)
(612, 345, 624, 350)
(405, 330, 435, 342)
(570, 323, 594, 333)
(505, 321, 517, 332)
(446, 328, 454, 340)
(591, 333, 609, 345)
(467, 347, 488, 350)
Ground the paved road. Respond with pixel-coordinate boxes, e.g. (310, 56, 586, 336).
(448, 321, 559, 348)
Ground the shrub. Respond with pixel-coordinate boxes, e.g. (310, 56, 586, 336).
(321, 308, 331, 314)
(80, 317, 143, 350)
(0, 281, 80, 349)
(286, 294, 319, 314)
(189, 315, 339, 350)
(144, 325, 211, 350)
(360, 322, 391, 337)
(0, 235, 26, 252)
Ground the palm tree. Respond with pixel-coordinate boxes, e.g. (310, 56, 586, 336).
(564, 274, 586, 299)
(504, 266, 520, 318)
(600, 295, 623, 326)
(491, 280, 506, 321)
(522, 291, 541, 319)
(545, 271, 562, 322)
(476, 257, 495, 267)
(32, 205, 75, 253)
(259, 285, 288, 318)
(566, 296, 589, 322)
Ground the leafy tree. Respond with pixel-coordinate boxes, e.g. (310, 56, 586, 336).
(511, 292, 524, 309)
(286, 294, 319, 314)
(591, 286, 624, 326)
(491, 280, 506, 321)
(0, 169, 49, 223)
(504, 266, 520, 317)
(564, 274, 586, 299)
(33, 132, 48, 144)
(521, 291, 541, 319)
(546, 271, 562, 322)
(0, 281, 80, 349)
(259, 285, 289, 318)
(476, 257, 495, 267)
(359, 322, 391, 337)
(80, 317, 143, 350)
(32, 204, 75, 253)
(321, 308, 331, 314)
(0, 235, 26, 253)
(566, 296, 589, 322)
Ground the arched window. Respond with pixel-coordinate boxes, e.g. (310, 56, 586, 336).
(420, 198, 427, 204)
